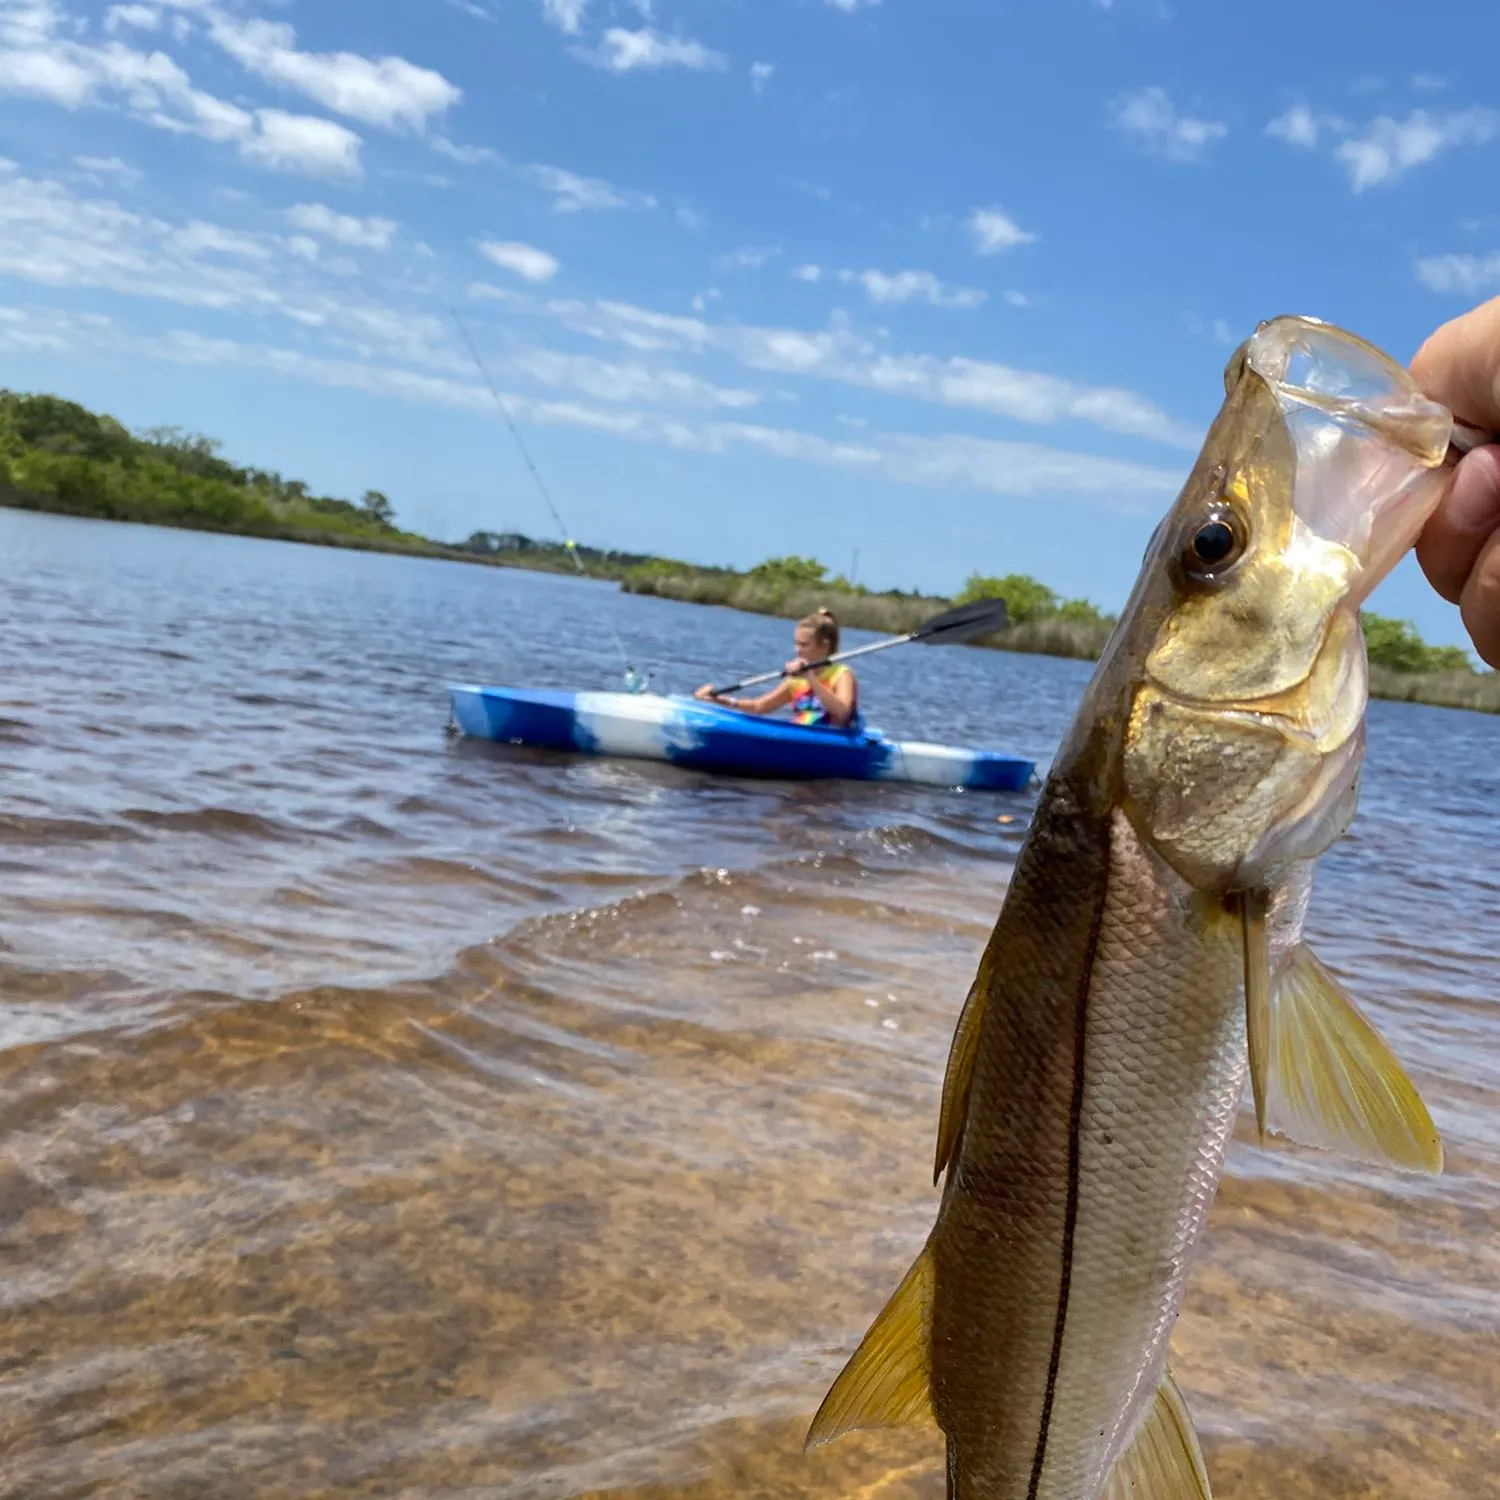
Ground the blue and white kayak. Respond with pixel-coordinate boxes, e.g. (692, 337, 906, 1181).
(449, 685, 1036, 792)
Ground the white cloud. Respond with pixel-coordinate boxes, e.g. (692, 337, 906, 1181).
(1415, 252, 1500, 296)
(838, 268, 986, 310)
(1265, 104, 1347, 149)
(446, 0, 495, 20)
(0, 16, 365, 179)
(1003, 289, 1031, 308)
(432, 136, 501, 166)
(1109, 87, 1227, 162)
(1265, 102, 1497, 192)
(588, 27, 725, 73)
(174, 220, 270, 258)
(713, 245, 780, 271)
(104, 3, 159, 32)
(1334, 108, 1498, 192)
(750, 61, 772, 95)
(241, 110, 362, 179)
(1412, 73, 1446, 92)
(691, 287, 721, 312)
(508, 346, 759, 410)
(791, 264, 823, 283)
(479, 238, 560, 283)
(429, 142, 658, 214)
(675, 205, 705, 231)
(467, 281, 523, 305)
(201, 10, 460, 131)
(285, 201, 397, 250)
(517, 161, 656, 212)
(967, 206, 1036, 255)
(0, 43, 94, 105)
(543, 296, 1199, 447)
(0, 169, 284, 310)
(135, 323, 1181, 511)
(286, 234, 320, 261)
(72, 153, 141, 185)
(824, 0, 880, 9)
(542, 0, 587, 33)
(0, 1, 65, 48)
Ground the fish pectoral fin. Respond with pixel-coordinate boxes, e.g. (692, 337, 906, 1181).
(934, 976, 986, 1183)
(1101, 1369, 1212, 1500)
(1258, 942, 1443, 1174)
(804, 1242, 935, 1450)
(1240, 889, 1272, 1142)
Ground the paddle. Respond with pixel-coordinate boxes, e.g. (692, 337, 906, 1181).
(708, 596, 1009, 697)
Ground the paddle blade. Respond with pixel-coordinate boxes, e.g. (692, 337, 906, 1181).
(912, 597, 1008, 645)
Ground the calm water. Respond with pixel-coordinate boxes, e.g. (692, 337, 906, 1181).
(0, 508, 1496, 1500)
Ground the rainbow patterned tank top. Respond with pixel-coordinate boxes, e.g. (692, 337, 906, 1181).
(788, 663, 860, 729)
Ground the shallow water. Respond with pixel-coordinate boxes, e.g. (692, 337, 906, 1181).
(0, 509, 1496, 1500)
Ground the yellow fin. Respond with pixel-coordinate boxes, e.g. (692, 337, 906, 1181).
(934, 977, 986, 1183)
(1101, 1370, 1212, 1500)
(1240, 890, 1271, 1143)
(804, 1243, 935, 1449)
(1262, 943, 1443, 1174)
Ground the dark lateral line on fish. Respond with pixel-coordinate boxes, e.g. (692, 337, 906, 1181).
(1026, 830, 1112, 1500)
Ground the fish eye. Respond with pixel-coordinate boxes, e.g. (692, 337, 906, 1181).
(1180, 505, 1247, 584)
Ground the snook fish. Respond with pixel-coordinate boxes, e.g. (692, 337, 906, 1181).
(807, 316, 1452, 1500)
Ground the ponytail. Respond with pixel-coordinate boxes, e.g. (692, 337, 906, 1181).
(800, 608, 840, 656)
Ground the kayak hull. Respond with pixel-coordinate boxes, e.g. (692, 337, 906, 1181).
(449, 686, 1036, 792)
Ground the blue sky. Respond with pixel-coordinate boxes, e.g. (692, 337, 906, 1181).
(0, 0, 1497, 644)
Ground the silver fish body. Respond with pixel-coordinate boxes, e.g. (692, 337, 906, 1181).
(807, 317, 1453, 1500)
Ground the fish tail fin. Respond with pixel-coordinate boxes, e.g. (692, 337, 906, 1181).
(1242, 933, 1443, 1174)
(1101, 1369, 1212, 1500)
(804, 1242, 936, 1450)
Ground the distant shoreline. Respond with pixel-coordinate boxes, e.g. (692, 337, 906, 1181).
(0, 490, 595, 574)
(10, 497, 1495, 718)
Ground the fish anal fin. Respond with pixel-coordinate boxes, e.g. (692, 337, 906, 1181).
(804, 1243, 935, 1450)
(935, 977, 987, 1183)
(1263, 943, 1443, 1174)
(1101, 1370, 1212, 1500)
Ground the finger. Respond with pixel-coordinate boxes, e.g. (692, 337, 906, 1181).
(1410, 294, 1500, 429)
(1416, 445, 1500, 603)
(1459, 527, 1500, 669)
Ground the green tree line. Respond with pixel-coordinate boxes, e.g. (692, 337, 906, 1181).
(0, 391, 409, 545)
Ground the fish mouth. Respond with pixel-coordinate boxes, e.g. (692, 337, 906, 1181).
(1241, 317, 1452, 602)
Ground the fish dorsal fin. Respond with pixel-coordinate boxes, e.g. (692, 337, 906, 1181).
(804, 1243, 935, 1449)
(1252, 942, 1443, 1173)
(1101, 1370, 1212, 1500)
(934, 977, 987, 1183)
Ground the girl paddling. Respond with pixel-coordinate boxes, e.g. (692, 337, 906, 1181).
(695, 609, 860, 730)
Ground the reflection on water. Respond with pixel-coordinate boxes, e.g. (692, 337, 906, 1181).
(0, 510, 1496, 1499)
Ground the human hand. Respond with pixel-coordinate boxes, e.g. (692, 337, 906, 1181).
(784, 657, 808, 677)
(1410, 295, 1500, 667)
(693, 683, 716, 701)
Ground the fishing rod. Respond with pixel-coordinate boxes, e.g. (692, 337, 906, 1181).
(450, 309, 648, 692)
(709, 596, 1008, 697)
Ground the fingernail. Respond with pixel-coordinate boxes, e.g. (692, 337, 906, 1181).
(1445, 448, 1500, 532)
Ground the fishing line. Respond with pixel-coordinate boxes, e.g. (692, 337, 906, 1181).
(449, 308, 648, 692)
